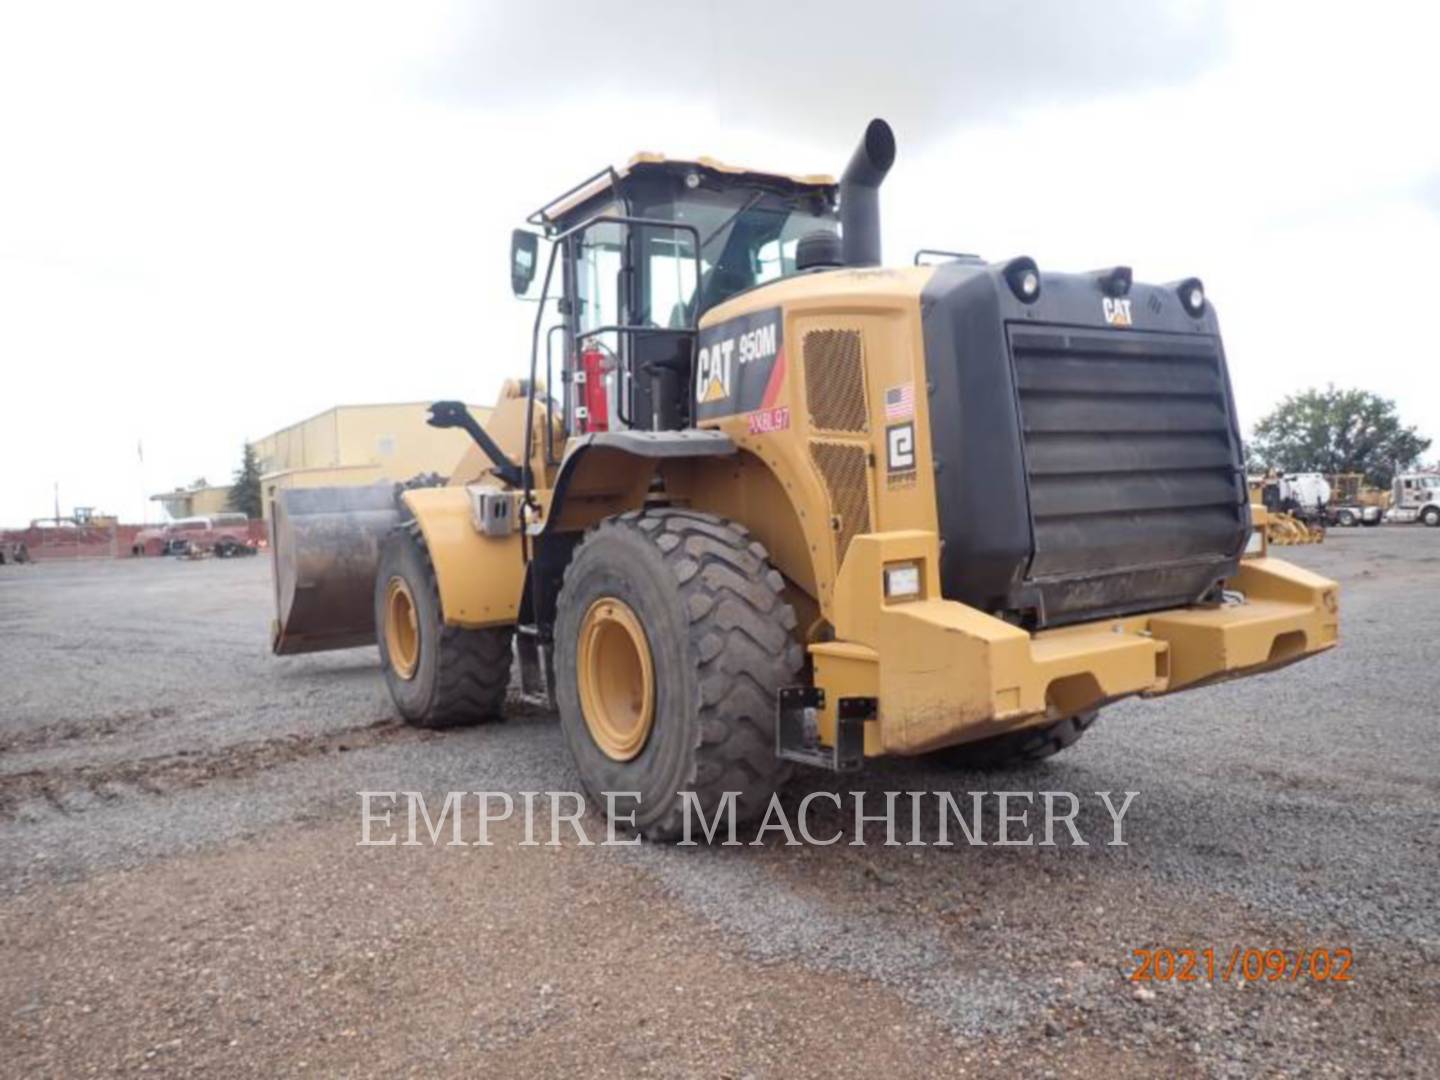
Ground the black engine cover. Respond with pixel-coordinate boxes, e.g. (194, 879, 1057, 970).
(920, 262, 1249, 628)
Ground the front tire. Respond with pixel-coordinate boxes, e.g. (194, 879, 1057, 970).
(927, 712, 1098, 770)
(1336, 509, 1357, 527)
(375, 523, 513, 728)
(555, 510, 802, 840)
(1424, 507, 1440, 528)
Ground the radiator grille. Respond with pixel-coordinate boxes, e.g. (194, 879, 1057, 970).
(1009, 327, 1245, 623)
(809, 441, 871, 571)
(804, 329, 868, 433)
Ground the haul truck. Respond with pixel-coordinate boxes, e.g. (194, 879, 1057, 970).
(271, 120, 1339, 838)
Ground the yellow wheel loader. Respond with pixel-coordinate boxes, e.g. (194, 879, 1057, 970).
(1248, 475, 1326, 545)
(271, 120, 1339, 838)
(1265, 512, 1326, 546)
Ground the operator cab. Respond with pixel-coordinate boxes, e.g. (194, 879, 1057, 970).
(510, 155, 838, 440)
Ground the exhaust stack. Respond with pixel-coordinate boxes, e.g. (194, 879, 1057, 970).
(839, 118, 896, 268)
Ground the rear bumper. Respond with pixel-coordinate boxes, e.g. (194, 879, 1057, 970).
(812, 532, 1338, 757)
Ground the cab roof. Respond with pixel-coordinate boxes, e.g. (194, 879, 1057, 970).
(528, 152, 837, 233)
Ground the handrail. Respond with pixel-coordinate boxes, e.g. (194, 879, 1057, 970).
(526, 167, 623, 232)
(555, 212, 701, 249)
(544, 323, 566, 465)
(523, 238, 565, 518)
(521, 212, 703, 518)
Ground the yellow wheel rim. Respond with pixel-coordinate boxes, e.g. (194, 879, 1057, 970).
(384, 576, 420, 680)
(577, 597, 655, 761)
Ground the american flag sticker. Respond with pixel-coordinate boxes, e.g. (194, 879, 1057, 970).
(884, 382, 915, 422)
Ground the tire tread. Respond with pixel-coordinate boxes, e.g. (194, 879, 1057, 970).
(387, 522, 512, 728)
(560, 509, 801, 838)
(934, 711, 1098, 770)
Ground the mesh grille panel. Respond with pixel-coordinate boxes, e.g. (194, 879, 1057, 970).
(809, 441, 871, 570)
(804, 329, 868, 433)
(1008, 326, 1246, 624)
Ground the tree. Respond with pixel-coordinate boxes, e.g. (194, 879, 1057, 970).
(228, 443, 263, 519)
(1248, 386, 1430, 489)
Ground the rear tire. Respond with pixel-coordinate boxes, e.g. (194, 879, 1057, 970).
(927, 712, 1098, 770)
(554, 509, 802, 840)
(1336, 509, 1356, 527)
(375, 522, 513, 728)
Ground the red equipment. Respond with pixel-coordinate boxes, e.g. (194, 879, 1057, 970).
(578, 347, 610, 433)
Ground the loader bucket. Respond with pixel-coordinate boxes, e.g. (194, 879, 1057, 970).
(270, 484, 402, 655)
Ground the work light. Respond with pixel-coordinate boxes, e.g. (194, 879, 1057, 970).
(1003, 257, 1041, 303)
(1178, 277, 1205, 316)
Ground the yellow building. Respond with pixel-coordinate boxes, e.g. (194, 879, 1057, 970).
(253, 402, 492, 519)
(151, 481, 233, 520)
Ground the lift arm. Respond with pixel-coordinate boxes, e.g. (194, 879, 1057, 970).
(427, 400, 523, 488)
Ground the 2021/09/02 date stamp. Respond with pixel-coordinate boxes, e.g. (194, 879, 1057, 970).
(1130, 947, 1354, 983)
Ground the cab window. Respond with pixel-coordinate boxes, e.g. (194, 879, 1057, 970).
(639, 184, 834, 320)
(647, 233, 699, 329)
(574, 216, 624, 335)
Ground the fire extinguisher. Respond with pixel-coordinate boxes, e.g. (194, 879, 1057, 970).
(577, 347, 611, 433)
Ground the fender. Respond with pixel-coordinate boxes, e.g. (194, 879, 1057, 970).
(537, 430, 736, 534)
(537, 433, 825, 629)
(402, 486, 526, 628)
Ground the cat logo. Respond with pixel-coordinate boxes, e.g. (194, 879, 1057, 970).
(695, 338, 734, 404)
(1102, 297, 1133, 327)
(694, 308, 782, 419)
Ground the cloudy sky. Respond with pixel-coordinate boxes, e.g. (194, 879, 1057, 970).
(2, 1, 1437, 525)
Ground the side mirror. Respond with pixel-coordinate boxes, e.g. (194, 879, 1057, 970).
(510, 229, 539, 295)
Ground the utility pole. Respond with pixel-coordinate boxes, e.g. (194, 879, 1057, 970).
(137, 438, 147, 525)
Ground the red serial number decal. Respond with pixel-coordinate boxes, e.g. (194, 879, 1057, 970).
(747, 406, 790, 435)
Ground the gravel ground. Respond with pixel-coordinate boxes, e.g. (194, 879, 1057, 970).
(1, 532, 1438, 1077)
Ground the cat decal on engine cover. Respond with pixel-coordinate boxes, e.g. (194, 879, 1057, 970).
(694, 307, 785, 422)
